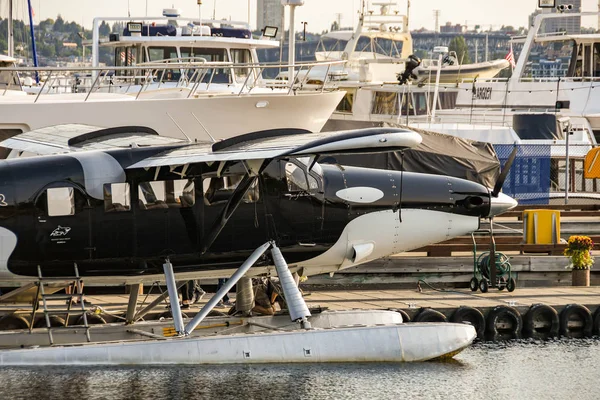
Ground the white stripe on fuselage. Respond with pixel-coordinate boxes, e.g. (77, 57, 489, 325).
(0, 227, 17, 280)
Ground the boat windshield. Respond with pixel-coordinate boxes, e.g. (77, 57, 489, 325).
(0, 62, 20, 88)
(180, 47, 231, 83)
(354, 36, 404, 58)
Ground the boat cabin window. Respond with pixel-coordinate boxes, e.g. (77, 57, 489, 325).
(46, 187, 75, 217)
(180, 47, 231, 83)
(138, 179, 195, 210)
(114, 46, 140, 76)
(336, 90, 355, 113)
(103, 183, 131, 212)
(203, 175, 259, 205)
(147, 46, 180, 82)
(231, 49, 252, 81)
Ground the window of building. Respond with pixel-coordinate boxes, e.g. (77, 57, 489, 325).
(138, 179, 195, 210)
(47, 187, 75, 217)
(104, 183, 131, 212)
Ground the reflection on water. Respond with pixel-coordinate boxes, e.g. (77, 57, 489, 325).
(0, 339, 599, 400)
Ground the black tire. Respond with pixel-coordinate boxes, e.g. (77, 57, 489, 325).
(593, 307, 600, 336)
(33, 315, 66, 329)
(498, 277, 506, 291)
(395, 309, 411, 323)
(486, 305, 522, 340)
(414, 308, 447, 323)
(76, 313, 107, 326)
(469, 277, 478, 292)
(479, 279, 489, 293)
(559, 304, 592, 338)
(451, 306, 485, 339)
(0, 313, 29, 331)
(507, 277, 516, 292)
(523, 304, 559, 340)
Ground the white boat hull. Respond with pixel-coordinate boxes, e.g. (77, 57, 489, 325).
(0, 322, 476, 365)
(0, 91, 346, 140)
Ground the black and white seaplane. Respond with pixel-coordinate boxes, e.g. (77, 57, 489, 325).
(0, 124, 517, 365)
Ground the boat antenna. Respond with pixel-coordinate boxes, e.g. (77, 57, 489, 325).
(167, 112, 193, 142)
(127, 0, 131, 17)
(191, 112, 217, 143)
(213, 0, 216, 20)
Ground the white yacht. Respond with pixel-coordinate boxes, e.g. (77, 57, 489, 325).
(0, 9, 345, 142)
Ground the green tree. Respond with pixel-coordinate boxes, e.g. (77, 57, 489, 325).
(54, 15, 65, 32)
(448, 36, 471, 64)
(99, 21, 110, 36)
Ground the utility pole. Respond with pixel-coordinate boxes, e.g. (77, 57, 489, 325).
(433, 9, 440, 33)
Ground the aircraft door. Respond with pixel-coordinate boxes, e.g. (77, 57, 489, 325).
(277, 159, 323, 246)
(201, 170, 265, 255)
(34, 183, 93, 262)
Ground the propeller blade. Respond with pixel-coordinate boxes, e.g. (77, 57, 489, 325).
(492, 145, 518, 197)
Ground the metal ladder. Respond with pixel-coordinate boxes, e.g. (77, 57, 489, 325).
(33, 264, 91, 345)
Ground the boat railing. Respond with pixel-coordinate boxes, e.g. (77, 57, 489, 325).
(1, 59, 346, 102)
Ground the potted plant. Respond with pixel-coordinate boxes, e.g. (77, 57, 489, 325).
(564, 235, 594, 286)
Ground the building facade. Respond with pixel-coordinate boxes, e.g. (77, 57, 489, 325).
(529, 0, 582, 34)
(257, 0, 284, 38)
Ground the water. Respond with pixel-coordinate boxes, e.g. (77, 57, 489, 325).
(0, 339, 599, 400)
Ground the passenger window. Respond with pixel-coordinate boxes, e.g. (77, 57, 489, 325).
(285, 162, 309, 192)
(138, 179, 195, 210)
(104, 183, 131, 212)
(203, 175, 259, 205)
(47, 187, 75, 217)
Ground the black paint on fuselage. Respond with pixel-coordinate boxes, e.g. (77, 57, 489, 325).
(0, 149, 491, 278)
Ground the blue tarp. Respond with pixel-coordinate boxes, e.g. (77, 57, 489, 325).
(494, 144, 552, 205)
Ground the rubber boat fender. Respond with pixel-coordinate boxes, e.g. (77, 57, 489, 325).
(0, 313, 30, 330)
(559, 304, 592, 338)
(522, 303, 559, 340)
(414, 308, 447, 323)
(486, 305, 522, 340)
(451, 306, 485, 339)
(77, 313, 107, 325)
(397, 309, 411, 323)
(33, 315, 65, 329)
(592, 306, 600, 336)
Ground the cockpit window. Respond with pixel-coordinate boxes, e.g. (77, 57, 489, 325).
(285, 162, 309, 192)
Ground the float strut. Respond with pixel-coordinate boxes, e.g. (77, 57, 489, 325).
(184, 241, 272, 335)
(271, 243, 311, 328)
(163, 259, 185, 335)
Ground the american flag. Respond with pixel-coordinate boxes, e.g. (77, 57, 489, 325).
(505, 48, 516, 68)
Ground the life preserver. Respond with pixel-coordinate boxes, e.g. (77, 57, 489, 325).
(559, 304, 592, 338)
(0, 313, 29, 330)
(451, 306, 485, 339)
(523, 304, 559, 340)
(486, 305, 522, 340)
(33, 315, 66, 329)
(414, 308, 447, 323)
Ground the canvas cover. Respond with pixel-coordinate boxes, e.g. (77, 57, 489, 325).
(321, 120, 500, 187)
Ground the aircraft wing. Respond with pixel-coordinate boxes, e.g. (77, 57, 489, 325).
(0, 124, 185, 155)
(127, 127, 422, 169)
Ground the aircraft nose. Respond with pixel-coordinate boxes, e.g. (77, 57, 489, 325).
(488, 192, 518, 217)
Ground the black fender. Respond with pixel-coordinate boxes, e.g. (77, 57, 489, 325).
(414, 308, 447, 323)
(77, 313, 107, 325)
(33, 315, 66, 329)
(0, 313, 29, 330)
(397, 309, 411, 323)
(559, 304, 592, 338)
(522, 303, 559, 340)
(593, 307, 600, 336)
(451, 306, 485, 339)
(486, 305, 522, 340)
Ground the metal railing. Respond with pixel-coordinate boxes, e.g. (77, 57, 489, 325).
(1, 59, 346, 103)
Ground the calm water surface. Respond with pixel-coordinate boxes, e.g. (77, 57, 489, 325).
(0, 339, 598, 400)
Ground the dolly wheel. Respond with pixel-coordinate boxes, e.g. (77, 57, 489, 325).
(469, 277, 479, 292)
(479, 279, 489, 293)
(498, 277, 506, 291)
(507, 277, 516, 292)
